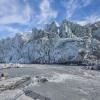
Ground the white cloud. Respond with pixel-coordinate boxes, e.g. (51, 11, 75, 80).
(81, 0, 92, 7)
(0, 25, 21, 37)
(37, 0, 58, 25)
(66, 0, 78, 19)
(0, 0, 18, 16)
(76, 14, 100, 25)
(0, 0, 33, 37)
(0, 0, 32, 25)
(61, 0, 92, 19)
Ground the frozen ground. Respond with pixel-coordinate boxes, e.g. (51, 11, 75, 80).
(0, 64, 100, 100)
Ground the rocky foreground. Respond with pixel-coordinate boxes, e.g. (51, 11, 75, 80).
(0, 64, 100, 100)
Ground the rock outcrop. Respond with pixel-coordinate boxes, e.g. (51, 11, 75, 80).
(0, 76, 30, 91)
(0, 89, 34, 100)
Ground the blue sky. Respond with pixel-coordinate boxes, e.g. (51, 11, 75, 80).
(0, 0, 100, 39)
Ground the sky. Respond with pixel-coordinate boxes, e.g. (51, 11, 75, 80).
(0, 0, 100, 39)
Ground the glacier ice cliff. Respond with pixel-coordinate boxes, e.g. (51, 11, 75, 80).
(0, 20, 100, 64)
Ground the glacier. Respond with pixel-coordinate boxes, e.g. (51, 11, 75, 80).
(0, 19, 100, 64)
